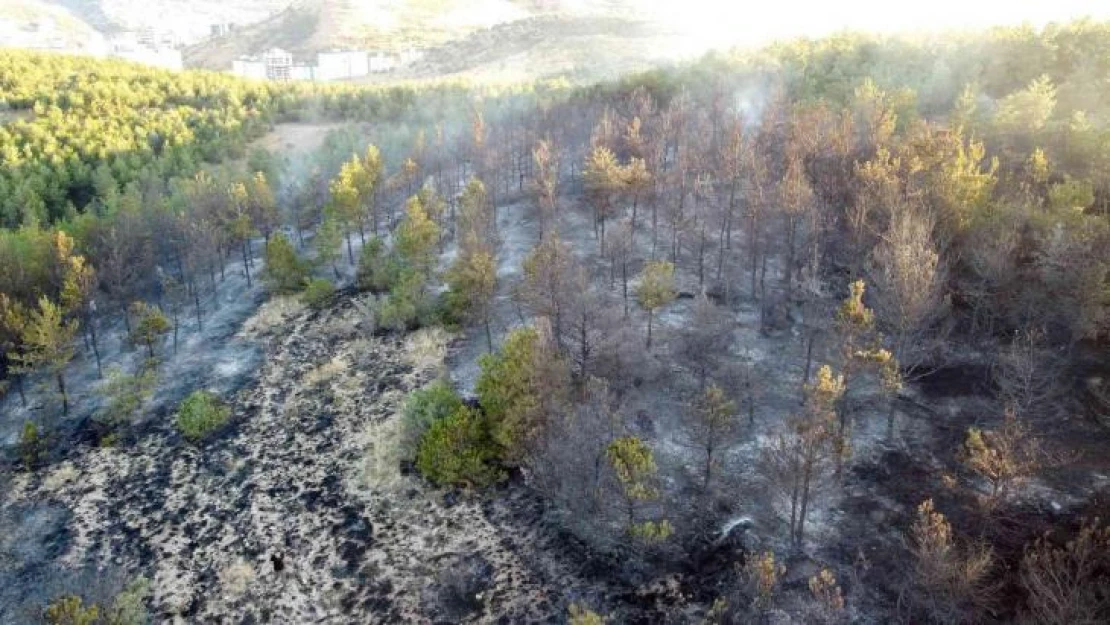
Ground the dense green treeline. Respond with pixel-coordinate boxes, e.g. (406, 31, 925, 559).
(0, 50, 567, 228)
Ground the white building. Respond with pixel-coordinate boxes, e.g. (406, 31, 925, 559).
(263, 48, 293, 81)
(291, 63, 315, 81)
(316, 50, 370, 81)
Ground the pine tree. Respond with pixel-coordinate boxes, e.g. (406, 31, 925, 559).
(394, 195, 440, 278)
(690, 384, 738, 490)
(14, 295, 78, 414)
(607, 436, 671, 541)
(635, 260, 676, 348)
(128, 301, 170, 360)
(261, 232, 309, 294)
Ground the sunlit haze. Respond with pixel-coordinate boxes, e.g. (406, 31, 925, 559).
(646, 0, 1110, 53)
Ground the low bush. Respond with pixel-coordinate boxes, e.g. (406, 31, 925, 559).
(400, 380, 464, 458)
(19, 420, 46, 470)
(376, 269, 434, 332)
(44, 595, 98, 625)
(103, 577, 150, 625)
(300, 278, 335, 310)
(96, 363, 158, 429)
(261, 233, 310, 294)
(416, 406, 500, 487)
(356, 237, 400, 293)
(176, 390, 231, 443)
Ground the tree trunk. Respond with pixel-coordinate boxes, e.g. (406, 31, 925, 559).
(345, 232, 355, 265)
(803, 331, 816, 389)
(651, 202, 659, 260)
(87, 312, 102, 378)
(785, 216, 797, 301)
(646, 310, 654, 348)
(749, 214, 759, 298)
(622, 262, 629, 317)
(789, 471, 800, 545)
(697, 221, 707, 287)
(703, 444, 714, 490)
(798, 463, 813, 545)
(241, 240, 252, 288)
(484, 318, 493, 354)
(57, 371, 68, 415)
(16, 374, 27, 407)
(193, 282, 203, 332)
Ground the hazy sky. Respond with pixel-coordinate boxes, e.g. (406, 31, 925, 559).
(642, 0, 1110, 50)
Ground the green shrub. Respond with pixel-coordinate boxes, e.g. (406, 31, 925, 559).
(356, 237, 400, 293)
(377, 269, 433, 332)
(96, 363, 159, 429)
(400, 380, 464, 458)
(19, 420, 46, 470)
(104, 577, 150, 625)
(44, 595, 99, 625)
(416, 406, 500, 487)
(300, 278, 335, 310)
(176, 390, 231, 443)
(262, 233, 310, 294)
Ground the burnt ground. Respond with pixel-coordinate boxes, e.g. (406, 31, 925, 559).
(1, 177, 1108, 622)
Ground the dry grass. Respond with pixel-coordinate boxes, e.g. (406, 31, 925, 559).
(42, 462, 79, 491)
(303, 355, 349, 388)
(239, 296, 305, 338)
(352, 415, 408, 494)
(219, 558, 255, 599)
(404, 326, 451, 372)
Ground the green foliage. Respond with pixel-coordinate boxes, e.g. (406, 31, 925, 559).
(103, 577, 151, 625)
(568, 604, 608, 625)
(176, 390, 231, 443)
(394, 194, 441, 275)
(261, 233, 309, 294)
(313, 217, 345, 276)
(628, 519, 674, 543)
(401, 380, 465, 458)
(128, 302, 170, 359)
(96, 363, 159, 429)
(476, 327, 540, 456)
(635, 260, 675, 347)
(994, 75, 1057, 135)
(19, 420, 46, 470)
(444, 246, 497, 331)
(356, 237, 400, 293)
(377, 268, 433, 332)
(1047, 177, 1095, 212)
(415, 406, 500, 488)
(44, 595, 99, 625)
(300, 278, 335, 310)
(607, 436, 659, 503)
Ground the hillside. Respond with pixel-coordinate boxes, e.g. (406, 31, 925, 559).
(0, 0, 103, 50)
(1, 0, 286, 45)
(183, 0, 696, 80)
(185, 0, 543, 67)
(388, 13, 687, 83)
